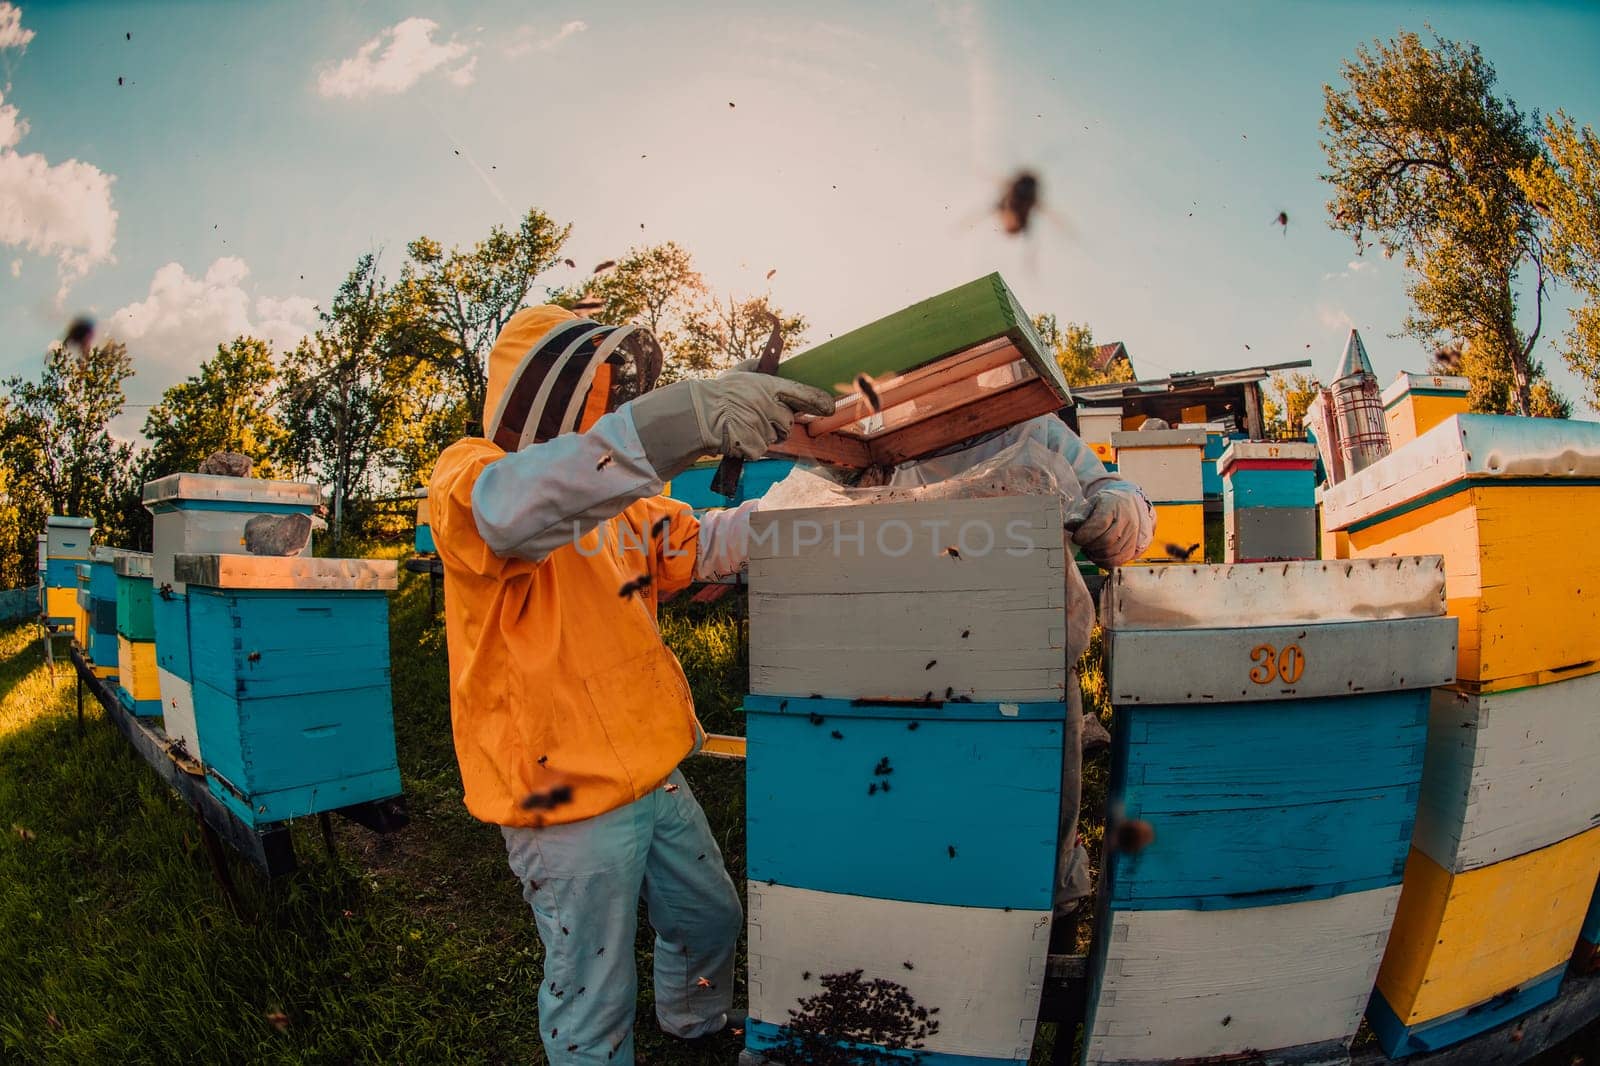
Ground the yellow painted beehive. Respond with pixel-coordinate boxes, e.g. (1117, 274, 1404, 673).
(1323, 415, 1600, 694)
(1131, 502, 1204, 565)
(1382, 373, 1470, 452)
(1370, 830, 1600, 1052)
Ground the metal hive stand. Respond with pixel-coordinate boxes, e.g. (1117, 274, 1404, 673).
(68, 645, 407, 906)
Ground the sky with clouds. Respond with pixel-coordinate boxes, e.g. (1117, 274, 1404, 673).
(2, 0, 1600, 434)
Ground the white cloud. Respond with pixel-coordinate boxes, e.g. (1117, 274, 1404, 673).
(0, 2, 34, 50)
(504, 19, 588, 58)
(0, 12, 119, 300)
(108, 258, 318, 388)
(317, 17, 472, 99)
(444, 55, 478, 87)
(1316, 304, 1355, 332)
(0, 90, 119, 300)
(1322, 259, 1374, 282)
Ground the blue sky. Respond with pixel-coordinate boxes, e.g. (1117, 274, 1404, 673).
(3, 0, 1599, 428)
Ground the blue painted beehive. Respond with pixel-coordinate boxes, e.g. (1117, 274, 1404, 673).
(742, 495, 1076, 1065)
(668, 456, 796, 511)
(1085, 559, 1457, 1065)
(175, 553, 401, 828)
(83, 546, 122, 677)
(1219, 440, 1319, 562)
(142, 473, 322, 762)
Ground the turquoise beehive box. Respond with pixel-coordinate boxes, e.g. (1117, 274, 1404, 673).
(142, 473, 322, 761)
(1085, 560, 1457, 1065)
(1219, 440, 1319, 562)
(741, 495, 1076, 1065)
(114, 551, 161, 717)
(84, 546, 122, 676)
(175, 553, 401, 828)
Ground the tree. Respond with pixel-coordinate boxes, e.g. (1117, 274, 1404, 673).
(1321, 31, 1566, 416)
(1263, 371, 1322, 438)
(390, 209, 571, 434)
(1032, 314, 1135, 387)
(677, 293, 807, 380)
(1518, 112, 1600, 412)
(278, 254, 412, 548)
(0, 340, 141, 576)
(142, 337, 287, 480)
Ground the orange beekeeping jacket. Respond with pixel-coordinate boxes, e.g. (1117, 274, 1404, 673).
(429, 437, 704, 828)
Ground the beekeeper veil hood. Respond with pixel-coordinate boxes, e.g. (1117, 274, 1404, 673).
(483, 305, 665, 451)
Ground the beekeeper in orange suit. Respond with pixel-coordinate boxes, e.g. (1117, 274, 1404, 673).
(429, 305, 834, 1066)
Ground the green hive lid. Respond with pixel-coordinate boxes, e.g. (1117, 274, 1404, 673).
(776, 272, 1064, 394)
(768, 273, 1070, 467)
(142, 473, 323, 509)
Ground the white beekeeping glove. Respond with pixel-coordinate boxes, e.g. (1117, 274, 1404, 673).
(628, 373, 835, 481)
(1069, 487, 1154, 568)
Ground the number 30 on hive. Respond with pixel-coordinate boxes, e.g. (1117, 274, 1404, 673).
(1249, 643, 1305, 684)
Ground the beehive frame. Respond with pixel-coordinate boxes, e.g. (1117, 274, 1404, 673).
(768, 273, 1071, 468)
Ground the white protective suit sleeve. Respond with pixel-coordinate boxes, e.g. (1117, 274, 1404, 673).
(693, 499, 762, 582)
(470, 407, 665, 563)
(887, 414, 1155, 567)
(471, 406, 768, 577)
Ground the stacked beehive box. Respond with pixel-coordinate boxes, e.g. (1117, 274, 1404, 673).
(142, 474, 322, 761)
(74, 564, 93, 657)
(741, 495, 1072, 1066)
(80, 546, 122, 677)
(1322, 413, 1600, 1055)
(176, 553, 401, 827)
(1109, 428, 1205, 564)
(1382, 373, 1470, 451)
(114, 551, 161, 717)
(1076, 407, 1123, 467)
(1086, 560, 1457, 1064)
(43, 516, 92, 628)
(1219, 441, 1319, 562)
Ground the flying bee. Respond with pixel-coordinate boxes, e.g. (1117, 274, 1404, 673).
(902, 961, 914, 971)
(571, 295, 605, 315)
(808, 711, 825, 726)
(1272, 210, 1289, 235)
(907, 721, 920, 731)
(925, 659, 937, 670)
(947, 844, 957, 859)
(855, 372, 882, 413)
(997, 171, 1040, 235)
(596, 452, 613, 471)
(696, 977, 714, 989)
(831, 730, 844, 740)
(1113, 817, 1156, 853)
(766, 268, 777, 280)
(942, 546, 961, 560)
(618, 573, 652, 598)
(663, 782, 680, 794)
(592, 260, 617, 274)
(1164, 542, 1201, 562)
(520, 785, 574, 812)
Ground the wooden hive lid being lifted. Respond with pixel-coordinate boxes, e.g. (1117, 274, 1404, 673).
(769, 273, 1070, 468)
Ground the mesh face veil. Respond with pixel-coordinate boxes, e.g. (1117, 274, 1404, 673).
(483, 308, 665, 451)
